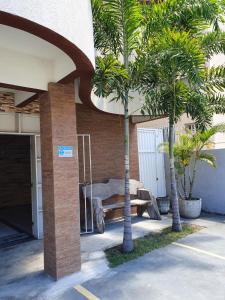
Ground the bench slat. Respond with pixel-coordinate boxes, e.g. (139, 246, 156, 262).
(103, 199, 150, 212)
(103, 202, 125, 211)
(131, 199, 150, 206)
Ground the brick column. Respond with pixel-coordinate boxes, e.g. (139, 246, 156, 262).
(40, 83, 81, 279)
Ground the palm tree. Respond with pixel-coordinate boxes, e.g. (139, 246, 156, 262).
(137, 29, 207, 231)
(136, 0, 225, 231)
(91, 0, 225, 239)
(91, 0, 144, 252)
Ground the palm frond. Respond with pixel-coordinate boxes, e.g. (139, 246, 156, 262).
(93, 55, 128, 101)
(91, 0, 121, 54)
(192, 123, 225, 150)
(198, 152, 216, 168)
(203, 66, 225, 94)
(140, 29, 206, 120)
(208, 94, 225, 114)
(122, 0, 144, 56)
(144, 0, 225, 37)
(92, 0, 143, 58)
(201, 32, 225, 58)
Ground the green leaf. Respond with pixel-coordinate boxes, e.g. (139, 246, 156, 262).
(93, 55, 129, 100)
(198, 152, 216, 168)
(92, 0, 144, 57)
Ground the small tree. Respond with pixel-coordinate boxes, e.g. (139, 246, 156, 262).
(91, 0, 144, 252)
(164, 125, 225, 200)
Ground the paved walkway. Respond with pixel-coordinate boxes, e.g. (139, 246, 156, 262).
(0, 215, 170, 299)
(1, 214, 225, 299)
(81, 215, 171, 262)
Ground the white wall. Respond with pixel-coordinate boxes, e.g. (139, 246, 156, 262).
(137, 114, 193, 131)
(0, 47, 54, 91)
(212, 114, 225, 149)
(0, 0, 95, 68)
(91, 89, 145, 116)
(193, 149, 225, 214)
(0, 112, 40, 133)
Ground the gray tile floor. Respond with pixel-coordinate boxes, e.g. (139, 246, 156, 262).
(0, 222, 18, 238)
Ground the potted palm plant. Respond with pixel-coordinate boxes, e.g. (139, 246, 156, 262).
(173, 125, 225, 218)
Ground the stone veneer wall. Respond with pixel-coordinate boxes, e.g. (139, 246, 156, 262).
(0, 92, 39, 114)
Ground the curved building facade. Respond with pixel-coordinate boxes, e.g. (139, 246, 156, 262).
(0, 0, 142, 281)
(0, 0, 96, 279)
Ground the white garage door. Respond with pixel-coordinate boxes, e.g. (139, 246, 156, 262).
(137, 128, 166, 197)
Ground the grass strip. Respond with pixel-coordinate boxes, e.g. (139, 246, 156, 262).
(105, 223, 203, 267)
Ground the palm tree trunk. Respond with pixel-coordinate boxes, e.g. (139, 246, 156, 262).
(122, 98, 134, 252)
(189, 158, 197, 199)
(183, 167, 188, 199)
(169, 120, 182, 232)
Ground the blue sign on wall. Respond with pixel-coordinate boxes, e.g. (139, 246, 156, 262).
(57, 146, 73, 158)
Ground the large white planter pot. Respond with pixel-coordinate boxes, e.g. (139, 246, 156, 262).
(157, 197, 170, 214)
(179, 198, 202, 219)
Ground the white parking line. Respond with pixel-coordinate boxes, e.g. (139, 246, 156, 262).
(74, 285, 100, 300)
(173, 242, 225, 261)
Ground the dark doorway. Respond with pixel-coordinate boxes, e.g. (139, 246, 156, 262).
(0, 135, 33, 246)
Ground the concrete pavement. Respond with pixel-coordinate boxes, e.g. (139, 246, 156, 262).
(0, 214, 171, 299)
(72, 214, 225, 300)
(1, 214, 225, 299)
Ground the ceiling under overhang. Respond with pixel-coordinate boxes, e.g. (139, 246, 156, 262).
(0, 25, 76, 105)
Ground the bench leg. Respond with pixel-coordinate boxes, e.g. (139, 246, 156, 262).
(146, 200, 162, 220)
(93, 198, 105, 234)
(96, 214, 105, 234)
(137, 205, 146, 217)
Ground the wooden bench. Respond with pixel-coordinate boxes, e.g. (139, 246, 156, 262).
(83, 179, 161, 233)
